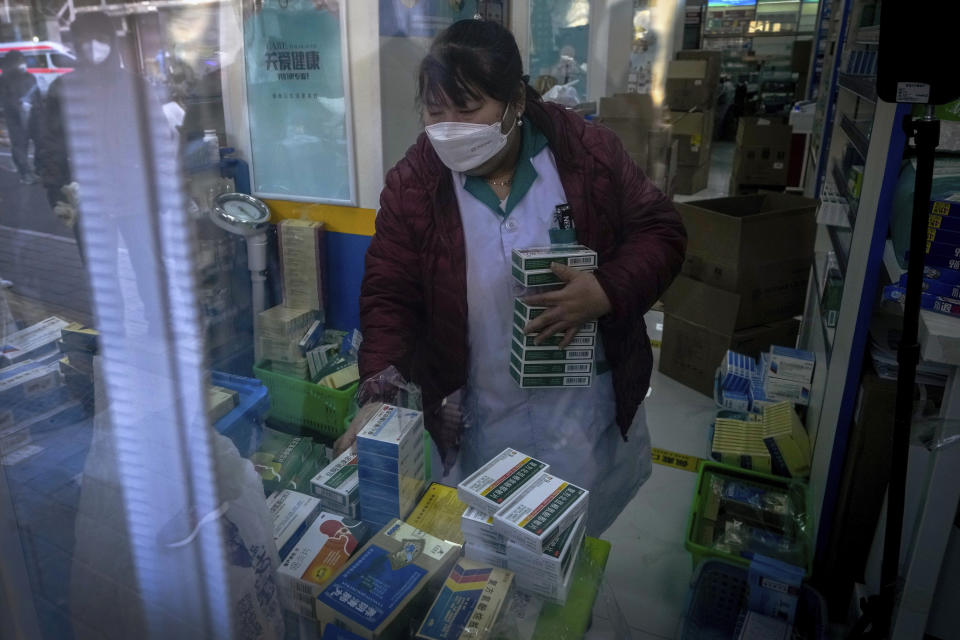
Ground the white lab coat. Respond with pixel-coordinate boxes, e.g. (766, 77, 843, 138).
(444, 143, 652, 536)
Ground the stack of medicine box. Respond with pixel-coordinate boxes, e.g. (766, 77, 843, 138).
(457, 448, 589, 604)
(57, 322, 98, 408)
(356, 404, 427, 533)
(257, 305, 316, 379)
(883, 195, 960, 317)
(716, 346, 815, 412)
(712, 401, 812, 478)
(510, 245, 598, 389)
(758, 346, 814, 407)
(716, 350, 756, 412)
(278, 219, 326, 314)
(311, 447, 361, 520)
(0, 317, 70, 433)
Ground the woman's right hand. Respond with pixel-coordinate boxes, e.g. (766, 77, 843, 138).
(333, 401, 382, 456)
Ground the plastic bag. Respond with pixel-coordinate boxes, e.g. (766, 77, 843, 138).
(704, 474, 808, 567)
(355, 364, 422, 411)
(542, 81, 581, 108)
(69, 357, 284, 639)
(157, 433, 286, 640)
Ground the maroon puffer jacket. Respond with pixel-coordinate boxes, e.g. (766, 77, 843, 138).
(359, 100, 686, 460)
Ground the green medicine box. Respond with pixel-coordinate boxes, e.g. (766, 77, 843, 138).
(511, 245, 597, 272)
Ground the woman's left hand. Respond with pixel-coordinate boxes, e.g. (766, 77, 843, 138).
(522, 263, 612, 348)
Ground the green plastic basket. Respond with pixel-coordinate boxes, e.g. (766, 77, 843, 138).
(684, 460, 812, 576)
(253, 361, 358, 438)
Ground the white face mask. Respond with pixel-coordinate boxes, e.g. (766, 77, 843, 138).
(82, 39, 111, 65)
(425, 109, 517, 173)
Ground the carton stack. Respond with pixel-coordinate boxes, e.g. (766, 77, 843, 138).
(0, 317, 72, 445)
(57, 322, 98, 409)
(278, 219, 326, 313)
(667, 50, 721, 195)
(712, 400, 813, 478)
(252, 427, 314, 493)
(660, 194, 816, 396)
(257, 305, 316, 379)
(595, 93, 676, 196)
(885, 195, 960, 317)
(510, 246, 598, 389)
(356, 404, 427, 532)
(457, 448, 588, 604)
(730, 117, 793, 195)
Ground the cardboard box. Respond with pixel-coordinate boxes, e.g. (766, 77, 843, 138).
(463, 541, 509, 568)
(1, 317, 69, 366)
(277, 513, 366, 618)
(461, 507, 507, 549)
(315, 520, 460, 639)
(733, 118, 793, 185)
(677, 50, 722, 89)
(416, 559, 514, 640)
(311, 449, 360, 511)
(512, 246, 597, 272)
(660, 277, 801, 396)
(597, 93, 657, 120)
(405, 484, 467, 545)
(509, 364, 593, 389)
(670, 110, 714, 167)
(675, 194, 816, 327)
(674, 163, 710, 195)
(492, 473, 589, 555)
(268, 489, 324, 559)
(457, 448, 549, 515)
(666, 59, 714, 111)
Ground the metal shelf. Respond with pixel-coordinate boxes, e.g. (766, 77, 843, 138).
(855, 25, 880, 45)
(811, 252, 838, 354)
(839, 113, 870, 160)
(831, 163, 859, 224)
(827, 225, 850, 276)
(837, 73, 877, 103)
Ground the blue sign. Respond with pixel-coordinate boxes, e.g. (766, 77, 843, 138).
(244, 0, 353, 203)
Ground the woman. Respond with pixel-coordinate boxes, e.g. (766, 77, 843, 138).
(347, 19, 685, 536)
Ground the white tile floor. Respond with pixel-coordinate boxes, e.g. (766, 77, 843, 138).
(589, 144, 734, 640)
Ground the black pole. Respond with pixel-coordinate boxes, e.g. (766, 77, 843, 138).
(850, 106, 940, 640)
(881, 106, 940, 637)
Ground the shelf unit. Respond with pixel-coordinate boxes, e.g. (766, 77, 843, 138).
(798, 1, 960, 636)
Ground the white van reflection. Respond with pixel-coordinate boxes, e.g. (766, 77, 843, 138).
(0, 41, 76, 94)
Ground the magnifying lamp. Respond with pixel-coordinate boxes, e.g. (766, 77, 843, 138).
(209, 192, 271, 316)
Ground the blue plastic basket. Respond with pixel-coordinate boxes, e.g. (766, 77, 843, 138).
(678, 560, 827, 640)
(212, 371, 269, 457)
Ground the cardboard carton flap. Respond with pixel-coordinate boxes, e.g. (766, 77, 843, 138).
(682, 193, 815, 219)
(598, 93, 657, 120)
(669, 111, 712, 137)
(661, 275, 740, 335)
(667, 60, 708, 80)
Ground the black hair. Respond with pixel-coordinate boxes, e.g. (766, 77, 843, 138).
(70, 12, 116, 46)
(2, 50, 25, 70)
(417, 20, 554, 140)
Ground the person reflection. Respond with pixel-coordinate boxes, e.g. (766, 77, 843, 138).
(34, 12, 159, 332)
(0, 50, 39, 184)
